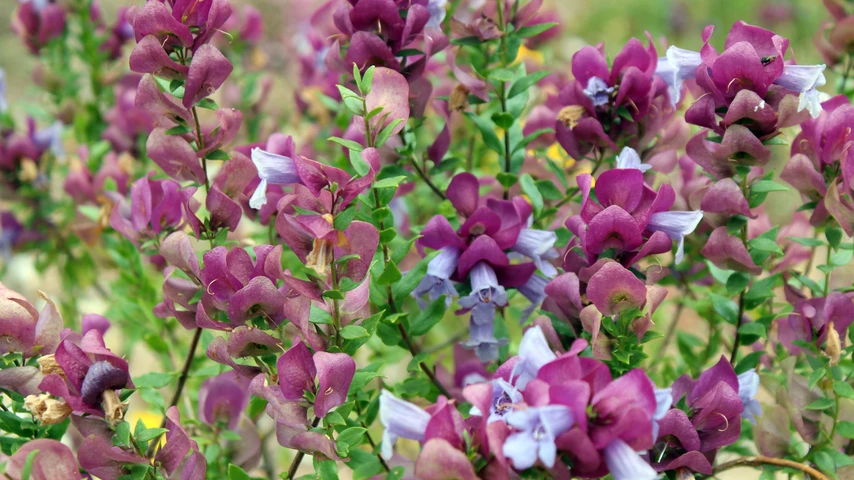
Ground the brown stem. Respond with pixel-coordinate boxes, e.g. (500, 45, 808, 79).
(191, 107, 210, 194)
(354, 401, 391, 472)
(713, 456, 829, 480)
(146, 327, 203, 458)
(286, 417, 322, 479)
(409, 155, 447, 201)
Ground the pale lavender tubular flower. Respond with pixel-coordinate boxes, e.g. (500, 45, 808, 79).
(512, 229, 558, 278)
(583, 76, 614, 107)
(32, 121, 64, 158)
(646, 210, 704, 264)
(459, 262, 508, 361)
(510, 325, 557, 390)
(517, 274, 550, 323)
(248, 147, 301, 209)
(615, 147, 652, 173)
(652, 386, 673, 439)
(426, 0, 447, 28)
(603, 439, 658, 480)
(470, 378, 523, 423)
(379, 390, 431, 460)
(655, 46, 702, 106)
(0, 68, 7, 113)
(773, 64, 827, 118)
(503, 405, 575, 470)
(413, 246, 460, 308)
(737, 370, 762, 424)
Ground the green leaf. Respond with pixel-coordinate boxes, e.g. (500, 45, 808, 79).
(762, 136, 788, 146)
(328, 136, 364, 152)
(513, 128, 555, 153)
(360, 66, 375, 95)
(323, 290, 345, 300)
(516, 22, 558, 38)
(373, 176, 407, 189)
(737, 322, 766, 338)
(348, 371, 384, 394)
(116, 421, 131, 447)
(375, 118, 406, 147)
(748, 236, 784, 255)
(710, 294, 738, 324)
(377, 260, 402, 285)
(228, 464, 252, 480)
(751, 180, 789, 193)
(349, 149, 370, 176)
(205, 149, 230, 161)
(726, 215, 748, 236)
(519, 174, 543, 214)
(340, 325, 370, 340)
(333, 206, 358, 231)
(195, 98, 218, 110)
(804, 397, 835, 410)
(734, 351, 764, 374)
(409, 297, 447, 336)
(496, 172, 518, 189)
(489, 68, 515, 82)
(838, 421, 854, 439)
(21, 449, 38, 480)
(491, 112, 515, 130)
(833, 381, 854, 400)
(317, 459, 338, 480)
(465, 112, 503, 154)
(338, 427, 367, 447)
(726, 272, 750, 295)
(535, 180, 563, 201)
(830, 248, 853, 267)
(508, 71, 550, 98)
(165, 124, 192, 136)
(826, 225, 843, 248)
(343, 95, 365, 115)
(787, 236, 825, 247)
(136, 427, 169, 443)
(133, 372, 176, 389)
(449, 36, 481, 46)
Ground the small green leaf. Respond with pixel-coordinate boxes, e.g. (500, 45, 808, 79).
(833, 381, 854, 400)
(515, 22, 558, 38)
(519, 174, 544, 214)
(839, 421, 854, 439)
(323, 290, 345, 300)
(496, 172, 518, 189)
(409, 297, 447, 336)
(328, 136, 364, 152)
(726, 272, 750, 295)
(349, 149, 370, 176)
(804, 397, 835, 410)
(116, 421, 131, 447)
(751, 180, 789, 193)
(465, 112, 503, 154)
(227, 464, 252, 480)
(508, 71, 550, 98)
(340, 325, 370, 340)
(491, 112, 515, 130)
(787, 236, 825, 247)
(205, 149, 230, 161)
(826, 225, 843, 248)
(195, 98, 218, 110)
(374, 118, 406, 147)
(338, 427, 367, 447)
(165, 124, 192, 136)
(317, 459, 339, 480)
(377, 260, 402, 285)
(136, 427, 169, 443)
(133, 372, 176, 389)
(737, 322, 766, 338)
(21, 449, 38, 480)
(333, 207, 358, 231)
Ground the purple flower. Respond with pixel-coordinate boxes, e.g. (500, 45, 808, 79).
(277, 340, 355, 418)
(199, 371, 251, 430)
(517, 274, 550, 322)
(511, 228, 559, 277)
(603, 439, 658, 480)
(582, 76, 614, 107)
(0, 283, 62, 358)
(652, 386, 673, 438)
(425, 0, 447, 28)
(774, 64, 827, 118)
(655, 46, 702, 106)
(469, 378, 523, 423)
(379, 390, 431, 459)
(510, 325, 557, 390)
(459, 262, 508, 361)
(646, 210, 704, 263)
(615, 147, 652, 172)
(737, 370, 762, 424)
(413, 246, 460, 308)
(503, 406, 575, 470)
(248, 147, 300, 209)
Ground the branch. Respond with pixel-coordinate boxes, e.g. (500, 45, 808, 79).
(286, 417, 322, 479)
(713, 456, 829, 480)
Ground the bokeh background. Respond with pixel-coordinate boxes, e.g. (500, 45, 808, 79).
(0, 0, 842, 478)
